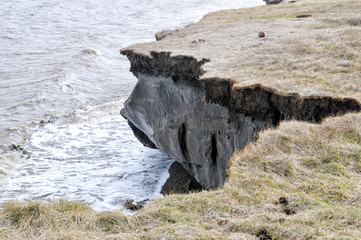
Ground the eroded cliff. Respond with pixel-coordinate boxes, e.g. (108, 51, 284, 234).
(120, 0, 361, 189)
(120, 71, 264, 188)
(121, 51, 360, 189)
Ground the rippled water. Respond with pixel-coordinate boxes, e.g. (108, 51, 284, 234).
(0, 0, 263, 211)
(1, 99, 174, 210)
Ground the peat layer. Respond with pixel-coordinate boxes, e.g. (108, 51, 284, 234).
(120, 0, 361, 190)
(120, 50, 360, 189)
(122, 50, 360, 124)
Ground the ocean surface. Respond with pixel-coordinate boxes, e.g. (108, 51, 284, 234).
(0, 0, 263, 211)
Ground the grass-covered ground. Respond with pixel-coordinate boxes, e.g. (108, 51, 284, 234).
(1, 0, 360, 239)
(1, 113, 360, 239)
(122, 0, 361, 101)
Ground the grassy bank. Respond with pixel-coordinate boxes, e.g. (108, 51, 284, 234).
(1, 0, 360, 239)
(1, 113, 360, 239)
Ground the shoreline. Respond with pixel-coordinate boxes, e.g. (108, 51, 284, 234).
(120, 0, 360, 190)
(1, 0, 361, 239)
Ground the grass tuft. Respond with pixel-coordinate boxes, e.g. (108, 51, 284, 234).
(347, 18, 361, 26)
(5, 202, 43, 226)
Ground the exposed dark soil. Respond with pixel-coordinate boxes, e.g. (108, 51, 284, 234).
(121, 50, 209, 81)
(161, 161, 202, 195)
(122, 50, 361, 124)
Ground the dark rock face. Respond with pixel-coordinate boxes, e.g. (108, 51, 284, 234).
(127, 120, 157, 149)
(264, 0, 283, 5)
(121, 73, 264, 188)
(161, 161, 202, 195)
(120, 50, 360, 190)
(120, 50, 209, 81)
(203, 80, 361, 124)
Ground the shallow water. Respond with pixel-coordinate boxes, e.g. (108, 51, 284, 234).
(0, 99, 174, 211)
(0, 0, 263, 211)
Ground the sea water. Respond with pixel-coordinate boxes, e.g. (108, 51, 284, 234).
(0, 0, 263, 211)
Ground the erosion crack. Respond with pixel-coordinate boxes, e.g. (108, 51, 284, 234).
(120, 50, 361, 189)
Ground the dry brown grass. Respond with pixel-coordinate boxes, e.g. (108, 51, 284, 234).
(1, 1, 361, 239)
(225, 17, 361, 99)
(200, 0, 361, 23)
(1, 112, 360, 239)
(122, 0, 361, 101)
(202, 0, 361, 100)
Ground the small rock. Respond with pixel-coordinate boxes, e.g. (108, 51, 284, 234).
(10, 144, 24, 152)
(278, 196, 296, 215)
(256, 229, 273, 240)
(258, 31, 265, 38)
(217, 218, 229, 226)
(124, 199, 143, 211)
(296, 14, 312, 18)
(118, 174, 126, 180)
(283, 207, 296, 215)
(279, 196, 289, 205)
(264, 0, 283, 5)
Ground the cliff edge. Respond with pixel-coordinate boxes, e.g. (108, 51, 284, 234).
(1, 1, 361, 239)
(120, 0, 361, 189)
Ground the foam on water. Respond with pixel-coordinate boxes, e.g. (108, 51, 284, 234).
(0, 99, 173, 211)
(0, 0, 264, 211)
(0, 152, 21, 181)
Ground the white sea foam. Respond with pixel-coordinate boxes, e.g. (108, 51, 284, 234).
(82, 49, 102, 55)
(0, 152, 20, 182)
(0, 100, 173, 211)
(0, 0, 264, 211)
